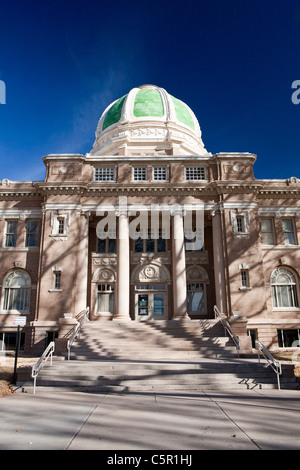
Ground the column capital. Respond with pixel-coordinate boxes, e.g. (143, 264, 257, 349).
(170, 207, 186, 217)
(115, 209, 128, 217)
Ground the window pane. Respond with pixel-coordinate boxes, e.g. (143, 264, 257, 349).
(153, 167, 167, 180)
(185, 167, 206, 180)
(4, 287, 30, 311)
(187, 291, 204, 313)
(262, 232, 275, 245)
(157, 238, 166, 252)
(282, 219, 293, 231)
(95, 167, 114, 181)
(261, 219, 273, 232)
(108, 238, 116, 253)
(97, 239, 106, 253)
(146, 238, 154, 252)
(134, 168, 147, 181)
(135, 238, 143, 252)
(278, 329, 300, 348)
(283, 219, 295, 245)
(284, 232, 295, 245)
(5, 221, 17, 247)
(26, 221, 39, 247)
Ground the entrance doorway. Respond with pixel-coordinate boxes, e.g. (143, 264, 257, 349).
(135, 284, 167, 320)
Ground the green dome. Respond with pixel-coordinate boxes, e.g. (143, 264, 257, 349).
(99, 85, 196, 133)
(102, 94, 127, 131)
(92, 84, 208, 156)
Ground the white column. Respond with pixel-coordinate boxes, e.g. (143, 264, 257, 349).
(115, 210, 130, 320)
(172, 209, 188, 319)
(212, 210, 227, 314)
(76, 211, 90, 313)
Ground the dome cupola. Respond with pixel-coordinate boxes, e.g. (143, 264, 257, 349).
(91, 85, 210, 156)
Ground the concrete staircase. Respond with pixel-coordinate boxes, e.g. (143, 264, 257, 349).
(23, 319, 298, 392)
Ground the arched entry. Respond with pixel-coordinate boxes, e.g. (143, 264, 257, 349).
(131, 261, 171, 321)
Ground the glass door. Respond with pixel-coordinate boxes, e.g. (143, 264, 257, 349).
(135, 284, 167, 320)
(137, 293, 149, 317)
(153, 293, 164, 318)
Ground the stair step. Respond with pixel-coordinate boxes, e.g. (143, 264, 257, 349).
(21, 319, 298, 392)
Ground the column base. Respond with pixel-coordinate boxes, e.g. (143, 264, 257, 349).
(113, 315, 132, 321)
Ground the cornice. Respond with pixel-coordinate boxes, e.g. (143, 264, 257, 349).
(1, 179, 300, 200)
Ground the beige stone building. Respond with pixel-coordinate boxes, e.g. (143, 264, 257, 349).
(1, 84, 300, 354)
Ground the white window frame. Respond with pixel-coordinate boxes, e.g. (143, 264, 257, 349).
(133, 167, 147, 181)
(185, 167, 206, 181)
(271, 268, 299, 309)
(153, 166, 167, 181)
(230, 210, 250, 236)
(4, 220, 18, 247)
(187, 283, 206, 315)
(261, 218, 275, 245)
(2, 270, 31, 313)
(97, 284, 115, 315)
(282, 218, 296, 246)
(94, 167, 115, 182)
(50, 212, 70, 238)
(25, 219, 40, 247)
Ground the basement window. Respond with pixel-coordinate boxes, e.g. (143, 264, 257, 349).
(277, 329, 300, 348)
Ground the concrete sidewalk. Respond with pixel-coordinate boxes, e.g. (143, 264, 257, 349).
(0, 388, 300, 450)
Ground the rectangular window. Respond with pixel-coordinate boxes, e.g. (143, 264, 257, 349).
(133, 167, 147, 181)
(25, 220, 39, 247)
(3, 287, 30, 311)
(240, 269, 250, 287)
(272, 284, 298, 308)
(54, 272, 61, 289)
(97, 284, 115, 313)
(153, 167, 167, 181)
(134, 229, 166, 253)
(97, 238, 116, 253)
(261, 218, 275, 245)
(0, 332, 25, 351)
(187, 283, 205, 314)
(185, 167, 206, 181)
(282, 218, 296, 245)
(57, 217, 65, 235)
(5, 220, 18, 247)
(277, 329, 300, 348)
(236, 216, 245, 233)
(94, 167, 115, 181)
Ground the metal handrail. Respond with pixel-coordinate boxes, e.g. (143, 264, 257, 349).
(67, 307, 89, 360)
(214, 305, 240, 357)
(255, 339, 282, 390)
(31, 341, 55, 394)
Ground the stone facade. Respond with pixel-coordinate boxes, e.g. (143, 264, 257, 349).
(0, 85, 300, 354)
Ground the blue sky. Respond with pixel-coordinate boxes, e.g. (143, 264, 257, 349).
(0, 0, 299, 181)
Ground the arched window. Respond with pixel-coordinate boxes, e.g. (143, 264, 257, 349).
(3, 270, 31, 312)
(271, 268, 299, 308)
